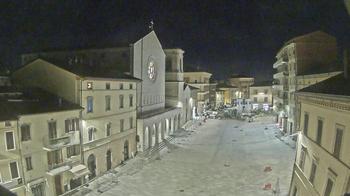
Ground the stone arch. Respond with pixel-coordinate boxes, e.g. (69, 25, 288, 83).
(165, 118, 170, 137)
(87, 154, 96, 180)
(106, 150, 112, 171)
(151, 124, 156, 147)
(144, 126, 149, 150)
(123, 140, 129, 161)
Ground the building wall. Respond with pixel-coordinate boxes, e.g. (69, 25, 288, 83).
(0, 120, 26, 196)
(132, 31, 166, 113)
(12, 59, 78, 104)
(290, 94, 350, 196)
(18, 110, 82, 196)
(249, 86, 273, 110)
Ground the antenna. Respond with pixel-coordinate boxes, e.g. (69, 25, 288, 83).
(148, 20, 154, 31)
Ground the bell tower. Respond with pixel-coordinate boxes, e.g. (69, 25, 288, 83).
(164, 49, 184, 82)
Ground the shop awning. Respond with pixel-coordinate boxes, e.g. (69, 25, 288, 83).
(69, 164, 90, 179)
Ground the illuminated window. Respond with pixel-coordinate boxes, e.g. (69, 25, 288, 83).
(87, 96, 93, 113)
(87, 82, 93, 90)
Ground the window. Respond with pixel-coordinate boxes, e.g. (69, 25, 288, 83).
(129, 83, 133, 89)
(25, 156, 33, 171)
(67, 145, 80, 158)
(106, 83, 110, 89)
(5, 121, 11, 127)
(264, 89, 268, 94)
(47, 150, 62, 166)
(324, 178, 334, 196)
(334, 126, 343, 158)
(48, 121, 57, 139)
(119, 95, 124, 108)
(309, 161, 317, 185)
(120, 119, 124, 132)
(129, 117, 133, 129)
(254, 90, 258, 94)
(87, 96, 93, 113)
(5, 131, 15, 150)
(194, 80, 197, 83)
(65, 118, 79, 133)
(299, 146, 306, 171)
(316, 119, 323, 144)
(88, 128, 95, 141)
(105, 95, 111, 111)
(120, 83, 124, 89)
(303, 113, 309, 136)
(9, 162, 19, 179)
(264, 97, 268, 103)
(21, 124, 31, 141)
(87, 82, 93, 90)
(253, 97, 257, 102)
(129, 95, 133, 107)
(106, 123, 111, 136)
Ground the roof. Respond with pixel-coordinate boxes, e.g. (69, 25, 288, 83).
(28, 58, 141, 81)
(229, 74, 253, 78)
(251, 81, 272, 87)
(298, 73, 350, 97)
(0, 86, 82, 121)
(284, 31, 335, 46)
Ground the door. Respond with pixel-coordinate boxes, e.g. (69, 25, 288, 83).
(31, 182, 45, 196)
(55, 175, 63, 195)
(106, 150, 111, 171)
(87, 154, 96, 180)
(124, 140, 129, 161)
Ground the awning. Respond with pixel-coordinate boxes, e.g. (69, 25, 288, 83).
(69, 164, 90, 180)
(47, 165, 70, 176)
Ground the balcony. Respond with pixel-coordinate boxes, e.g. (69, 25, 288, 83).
(273, 71, 289, 79)
(43, 131, 80, 150)
(1, 177, 23, 189)
(273, 59, 287, 68)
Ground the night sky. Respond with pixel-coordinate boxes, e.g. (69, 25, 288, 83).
(0, 0, 349, 81)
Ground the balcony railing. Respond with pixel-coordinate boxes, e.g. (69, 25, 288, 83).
(1, 177, 23, 189)
(273, 59, 287, 68)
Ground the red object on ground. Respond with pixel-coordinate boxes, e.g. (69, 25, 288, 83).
(264, 166, 272, 172)
(263, 183, 272, 190)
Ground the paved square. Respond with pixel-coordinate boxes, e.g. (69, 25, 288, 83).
(82, 116, 295, 196)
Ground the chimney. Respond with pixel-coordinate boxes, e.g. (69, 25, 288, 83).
(344, 49, 349, 79)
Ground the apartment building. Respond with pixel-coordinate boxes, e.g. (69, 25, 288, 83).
(0, 87, 84, 196)
(12, 59, 139, 180)
(228, 74, 254, 99)
(208, 79, 217, 109)
(249, 81, 273, 111)
(183, 71, 212, 114)
(273, 31, 339, 134)
(290, 73, 350, 196)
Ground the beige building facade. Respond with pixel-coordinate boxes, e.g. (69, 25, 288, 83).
(0, 87, 85, 196)
(290, 74, 350, 196)
(184, 72, 212, 114)
(273, 31, 339, 134)
(12, 59, 139, 181)
(249, 82, 273, 111)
